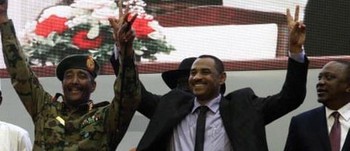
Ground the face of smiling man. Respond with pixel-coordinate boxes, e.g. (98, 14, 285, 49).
(62, 68, 96, 106)
(189, 57, 226, 104)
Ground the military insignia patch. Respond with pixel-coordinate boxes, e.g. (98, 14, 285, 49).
(86, 55, 95, 73)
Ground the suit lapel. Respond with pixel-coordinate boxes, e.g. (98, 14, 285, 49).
(220, 91, 264, 151)
(219, 97, 232, 136)
(313, 107, 332, 150)
(138, 90, 194, 150)
(220, 95, 253, 150)
(222, 88, 276, 151)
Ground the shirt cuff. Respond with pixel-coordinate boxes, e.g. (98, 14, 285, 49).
(289, 48, 305, 63)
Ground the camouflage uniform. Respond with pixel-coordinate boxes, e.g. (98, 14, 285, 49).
(0, 20, 141, 151)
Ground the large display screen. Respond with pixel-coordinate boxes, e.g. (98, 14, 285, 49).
(0, 0, 349, 77)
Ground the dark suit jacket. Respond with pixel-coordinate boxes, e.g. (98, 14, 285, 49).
(136, 58, 308, 151)
(284, 106, 350, 151)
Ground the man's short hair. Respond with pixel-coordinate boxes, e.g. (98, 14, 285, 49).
(198, 55, 225, 73)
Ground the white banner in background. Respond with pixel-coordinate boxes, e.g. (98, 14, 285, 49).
(154, 24, 277, 62)
(0, 0, 307, 69)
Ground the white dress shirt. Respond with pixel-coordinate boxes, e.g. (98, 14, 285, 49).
(325, 102, 350, 151)
(170, 94, 232, 151)
(0, 121, 32, 151)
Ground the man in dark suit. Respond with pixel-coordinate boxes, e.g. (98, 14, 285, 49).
(284, 60, 350, 151)
(115, 5, 307, 151)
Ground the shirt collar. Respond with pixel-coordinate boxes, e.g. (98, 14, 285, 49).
(325, 102, 350, 121)
(191, 94, 222, 114)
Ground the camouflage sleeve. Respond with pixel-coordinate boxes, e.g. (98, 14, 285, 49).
(0, 20, 52, 119)
(107, 55, 141, 149)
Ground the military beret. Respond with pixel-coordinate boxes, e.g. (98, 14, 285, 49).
(56, 54, 100, 81)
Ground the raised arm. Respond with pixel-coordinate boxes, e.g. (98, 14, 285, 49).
(262, 6, 308, 124)
(106, 2, 141, 149)
(108, 3, 161, 119)
(0, 1, 52, 118)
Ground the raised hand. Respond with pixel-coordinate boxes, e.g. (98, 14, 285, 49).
(287, 5, 306, 54)
(108, 0, 138, 57)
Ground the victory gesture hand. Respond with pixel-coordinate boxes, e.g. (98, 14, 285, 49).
(287, 5, 306, 54)
(108, 0, 137, 57)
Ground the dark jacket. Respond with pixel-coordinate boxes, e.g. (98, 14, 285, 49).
(284, 106, 350, 151)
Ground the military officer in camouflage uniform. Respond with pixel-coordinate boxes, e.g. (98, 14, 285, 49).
(0, 1, 140, 151)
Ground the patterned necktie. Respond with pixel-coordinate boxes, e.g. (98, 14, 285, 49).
(330, 112, 341, 151)
(195, 106, 209, 151)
